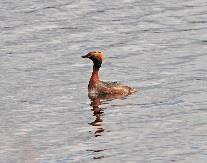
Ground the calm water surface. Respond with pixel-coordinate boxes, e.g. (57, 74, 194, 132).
(1, 0, 207, 162)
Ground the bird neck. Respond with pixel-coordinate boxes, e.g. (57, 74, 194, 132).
(89, 66, 100, 88)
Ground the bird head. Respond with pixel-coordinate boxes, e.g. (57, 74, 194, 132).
(82, 51, 105, 68)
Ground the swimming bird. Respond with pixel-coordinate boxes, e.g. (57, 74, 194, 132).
(82, 51, 136, 98)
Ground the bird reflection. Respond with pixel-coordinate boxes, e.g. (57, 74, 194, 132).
(88, 96, 105, 137)
(88, 93, 130, 137)
(87, 93, 131, 160)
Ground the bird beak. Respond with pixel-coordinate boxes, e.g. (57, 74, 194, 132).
(81, 55, 87, 58)
(81, 53, 90, 58)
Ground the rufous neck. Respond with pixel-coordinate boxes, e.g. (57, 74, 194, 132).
(89, 66, 100, 85)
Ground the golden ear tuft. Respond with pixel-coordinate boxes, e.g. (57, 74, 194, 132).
(97, 51, 105, 61)
(90, 51, 104, 60)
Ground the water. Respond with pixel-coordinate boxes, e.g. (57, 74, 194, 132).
(1, 0, 207, 162)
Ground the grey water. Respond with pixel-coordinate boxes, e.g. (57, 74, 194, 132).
(1, 0, 207, 162)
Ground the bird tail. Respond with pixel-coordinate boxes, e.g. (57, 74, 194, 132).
(129, 88, 137, 94)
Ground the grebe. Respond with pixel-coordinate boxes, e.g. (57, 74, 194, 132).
(82, 51, 136, 97)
